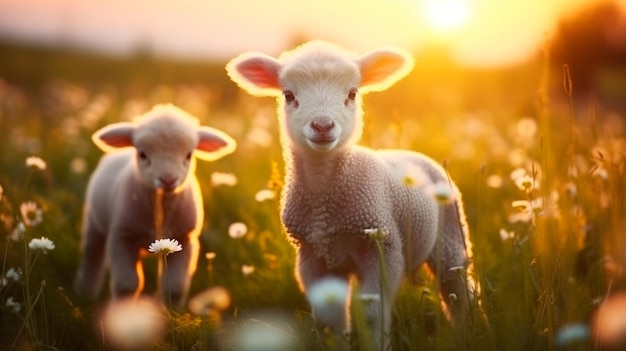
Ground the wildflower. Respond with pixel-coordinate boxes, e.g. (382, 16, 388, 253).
(205, 252, 216, 260)
(5, 267, 21, 282)
(25, 156, 46, 170)
(148, 238, 182, 256)
(591, 166, 609, 180)
(508, 200, 537, 224)
(230, 319, 298, 351)
(211, 172, 238, 187)
(228, 222, 248, 239)
(555, 323, 589, 348)
(8, 222, 26, 241)
(509, 168, 528, 182)
(255, 189, 276, 202)
(28, 236, 55, 254)
(102, 297, 165, 350)
(241, 265, 255, 276)
(399, 163, 426, 187)
(188, 286, 231, 316)
(514, 174, 538, 192)
(428, 181, 456, 205)
(499, 228, 515, 241)
(6, 296, 21, 314)
(20, 201, 43, 227)
(306, 277, 349, 309)
(364, 227, 387, 241)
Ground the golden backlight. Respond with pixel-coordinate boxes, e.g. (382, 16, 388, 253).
(422, 0, 470, 30)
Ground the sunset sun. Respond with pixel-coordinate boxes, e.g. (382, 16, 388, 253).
(423, 0, 470, 30)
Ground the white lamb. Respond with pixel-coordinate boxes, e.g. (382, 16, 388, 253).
(75, 104, 236, 308)
(227, 41, 474, 348)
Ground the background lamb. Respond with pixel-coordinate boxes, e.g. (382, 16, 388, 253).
(74, 103, 236, 308)
(227, 41, 475, 349)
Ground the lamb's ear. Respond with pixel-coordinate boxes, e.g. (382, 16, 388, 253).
(194, 126, 237, 161)
(357, 48, 414, 94)
(92, 122, 135, 152)
(226, 53, 282, 97)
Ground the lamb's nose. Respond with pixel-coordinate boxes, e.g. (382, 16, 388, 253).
(311, 120, 335, 135)
(158, 176, 178, 190)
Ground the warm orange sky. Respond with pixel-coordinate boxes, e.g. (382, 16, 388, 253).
(0, 0, 623, 67)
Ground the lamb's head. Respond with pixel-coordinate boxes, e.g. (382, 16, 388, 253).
(92, 104, 236, 192)
(226, 41, 414, 154)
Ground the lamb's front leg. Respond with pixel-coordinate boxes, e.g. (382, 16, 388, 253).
(107, 234, 144, 300)
(357, 245, 404, 351)
(160, 234, 199, 308)
(75, 220, 107, 300)
(296, 244, 351, 348)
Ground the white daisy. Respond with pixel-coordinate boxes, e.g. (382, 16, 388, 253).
(306, 277, 349, 309)
(28, 237, 55, 254)
(428, 181, 456, 205)
(364, 227, 387, 241)
(20, 201, 43, 227)
(148, 238, 182, 256)
(210, 172, 238, 187)
(6, 296, 21, 313)
(241, 265, 255, 276)
(25, 156, 46, 170)
(228, 222, 248, 239)
(254, 189, 276, 202)
(5, 267, 21, 282)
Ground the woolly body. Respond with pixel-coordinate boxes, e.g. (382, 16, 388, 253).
(75, 104, 236, 308)
(227, 41, 472, 349)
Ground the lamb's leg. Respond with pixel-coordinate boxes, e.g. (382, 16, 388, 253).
(358, 246, 404, 351)
(426, 201, 473, 325)
(107, 234, 144, 300)
(296, 245, 351, 348)
(160, 234, 199, 308)
(75, 220, 107, 300)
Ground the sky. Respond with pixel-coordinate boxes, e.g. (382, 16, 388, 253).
(0, 0, 623, 67)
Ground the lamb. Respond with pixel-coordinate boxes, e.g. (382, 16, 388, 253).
(75, 103, 236, 308)
(226, 41, 474, 349)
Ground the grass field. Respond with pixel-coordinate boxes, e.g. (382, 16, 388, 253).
(1, 40, 625, 350)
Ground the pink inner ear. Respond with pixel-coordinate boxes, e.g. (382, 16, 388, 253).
(360, 55, 405, 87)
(99, 135, 134, 148)
(95, 124, 135, 150)
(197, 138, 228, 152)
(237, 58, 281, 89)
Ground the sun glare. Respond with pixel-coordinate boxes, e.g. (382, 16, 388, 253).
(423, 0, 470, 31)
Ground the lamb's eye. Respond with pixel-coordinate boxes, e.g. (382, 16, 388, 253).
(347, 88, 357, 101)
(138, 150, 148, 160)
(283, 90, 295, 103)
(185, 152, 192, 161)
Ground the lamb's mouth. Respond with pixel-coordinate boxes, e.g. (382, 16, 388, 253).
(308, 137, 337, 149)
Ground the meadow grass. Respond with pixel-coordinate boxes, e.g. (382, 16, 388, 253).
(0, 41, 625, 350)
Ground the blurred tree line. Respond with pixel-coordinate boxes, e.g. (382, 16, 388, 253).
(551, 0, 626, 110)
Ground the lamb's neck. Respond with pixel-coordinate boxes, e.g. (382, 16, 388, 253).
(289, 149, 350, 194)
